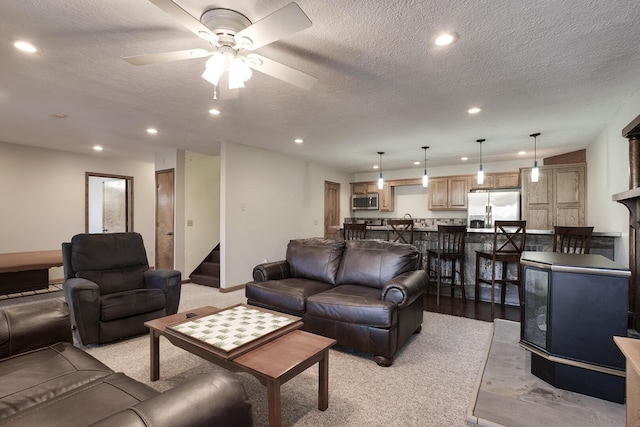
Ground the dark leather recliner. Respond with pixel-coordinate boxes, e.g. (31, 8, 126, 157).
(62, 232, 181, 345)
(246, 238, 428, 366)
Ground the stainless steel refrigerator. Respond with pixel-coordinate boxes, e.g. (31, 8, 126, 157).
(467, 189, 520, 229)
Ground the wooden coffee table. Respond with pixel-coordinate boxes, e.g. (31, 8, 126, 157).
(145, 306, 336, 427)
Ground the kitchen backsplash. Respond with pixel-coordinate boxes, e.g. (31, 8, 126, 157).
(345, 217, 467, 227)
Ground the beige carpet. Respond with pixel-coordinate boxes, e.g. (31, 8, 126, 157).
(81, 283, 493, 427)
(468, 319, 626, 427)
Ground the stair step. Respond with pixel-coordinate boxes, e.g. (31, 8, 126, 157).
(189, 274, 220, 288)
(211, 250, 220, 263)
(201, 261, 220, 276)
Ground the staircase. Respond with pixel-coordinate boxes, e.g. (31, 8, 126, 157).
(189, 245, 220, 288)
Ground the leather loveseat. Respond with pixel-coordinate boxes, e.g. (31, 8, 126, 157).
(246, 238, 428, 366)
(0, 299, 253, 427)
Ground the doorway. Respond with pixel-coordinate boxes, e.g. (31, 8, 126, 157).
(156, 169, 175, 269)
(324, 181, 340, 239)
(85, 173, 133, 233)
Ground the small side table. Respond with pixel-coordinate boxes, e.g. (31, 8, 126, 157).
(615, 336, 640, 427)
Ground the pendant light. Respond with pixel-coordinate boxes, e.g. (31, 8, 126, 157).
(377, 151, 385, 190)
(476, 139, 485, 185)
(530, 132, 540, 183)
(421, 146, 430, 188)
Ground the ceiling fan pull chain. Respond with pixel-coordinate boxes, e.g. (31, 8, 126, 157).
(213, 84, 218, 100)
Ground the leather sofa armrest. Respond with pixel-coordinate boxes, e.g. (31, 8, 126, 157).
(87, 372, 253, 427)
(144, 269, 182, 314)
(0, 299, 71, 358)
(63, 277, 100, 345)
(252, 260, 290, 281)
(381, 270, 429, 309)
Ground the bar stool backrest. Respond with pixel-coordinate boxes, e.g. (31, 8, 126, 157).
(553, 226, 594, 254)
(343, 223, 367, 240)
(437, 225, 466, 255)
(387, 219, 414, 244)
(492, 220, 527, 256)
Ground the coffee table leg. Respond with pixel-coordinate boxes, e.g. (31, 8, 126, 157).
(150, 329, 160, 381)
(267, 379, 282, 427)
(318, 349, 329, 410)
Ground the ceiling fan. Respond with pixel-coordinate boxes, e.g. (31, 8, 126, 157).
(124, 1, 318, 97)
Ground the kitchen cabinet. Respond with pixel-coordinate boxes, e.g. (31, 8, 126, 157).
(379, 181, 394, 212)
(521, 163, 586, 229)
(470, 172, 519, 189)
(428, 175, 470, 210)
(351, 182, 377, 195)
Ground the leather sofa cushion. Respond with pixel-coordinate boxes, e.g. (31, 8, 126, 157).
(101, 288, 166, 321)
(1, 372, 159, 427)
(336, 240, 419, 289)
(246, 278, 333, 315)
(0, 342, 113, 419)
(306, 285, 397, 328)
(286, 238, 345, 285)
(71, 233, 149, 272)
(77, 265, 147, 295)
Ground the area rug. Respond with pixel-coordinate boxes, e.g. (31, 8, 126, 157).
(467, 319, 625, 427)
(83, 283, 493, 427)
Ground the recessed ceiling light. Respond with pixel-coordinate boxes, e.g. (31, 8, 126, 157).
(147, 128, 158, 134)
(51, 113, 68, 119)
(468, 107, 482, 114)
(518, 151, 527, 155)
(413, 161, 420, 165)
(93, 145, 103, 151)
(373, 165, 379, 169)
(461, 157, 468, 161)
(208, 108, 221, 115)
(13, 40, 39, 53)
(435, 32, 459, 46)
(294, 138, 304, 144)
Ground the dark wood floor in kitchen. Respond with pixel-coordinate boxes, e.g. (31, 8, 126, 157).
(423, 293, 521, 323)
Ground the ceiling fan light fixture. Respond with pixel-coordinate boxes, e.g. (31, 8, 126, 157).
(202, 53, 227, 86)
(228, 58, 252, 89)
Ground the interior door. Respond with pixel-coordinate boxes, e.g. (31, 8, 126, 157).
(324, 181, 340, 239)
(102, 179, 127, 232)
(156, 169, 175, 269)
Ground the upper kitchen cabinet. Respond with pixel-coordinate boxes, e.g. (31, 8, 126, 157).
(429, 175, 470, 210)
(379, 181, 394, 212)
(521, 163, 586, 229)
(351, 182, 377, 194)
(470, 172, 520, 189)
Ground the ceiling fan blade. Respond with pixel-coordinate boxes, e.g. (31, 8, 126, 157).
(235, 3, 311, 50)
(246, 54, 317, 90)
(149, 0, 219, 43)
(124, 49, 211, 66)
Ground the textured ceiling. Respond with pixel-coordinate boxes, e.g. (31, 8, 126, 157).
(1, 0, 640, 173)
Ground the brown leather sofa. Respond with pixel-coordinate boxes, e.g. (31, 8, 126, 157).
(246, 238, 428, 366)
(0, 299, 253, 427)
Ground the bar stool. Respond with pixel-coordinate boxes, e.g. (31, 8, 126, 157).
(474, 220, 527, 315)
(553, 226, 593, 254)
(426, 225, 467, 305)
(343, 223, 367, 240)
(387, 219, 414, 244)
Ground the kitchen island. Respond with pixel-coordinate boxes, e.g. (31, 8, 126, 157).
(341, 225, 619, 304)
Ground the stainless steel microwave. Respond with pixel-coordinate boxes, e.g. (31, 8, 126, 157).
(352, 193, 378, 210)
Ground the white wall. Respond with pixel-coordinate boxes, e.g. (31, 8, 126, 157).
(587, 88, 640, 266)
(221, 142, 352, 288)
(184, 152, 220, 276)
(0, 141, 156, 279)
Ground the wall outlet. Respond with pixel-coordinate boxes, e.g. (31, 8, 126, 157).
(314, 219, 318, 225)
(187, 219, 193, 227)
(241, 202, 247, 211)
(262, 258, 268, 263)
